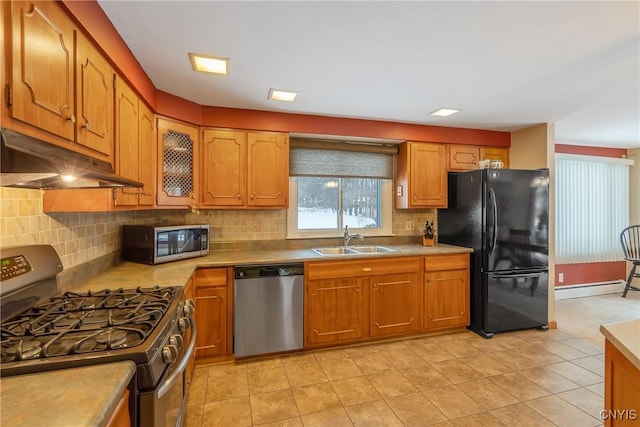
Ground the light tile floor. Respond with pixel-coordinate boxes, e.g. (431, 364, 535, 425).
(186, 291, 640, 427)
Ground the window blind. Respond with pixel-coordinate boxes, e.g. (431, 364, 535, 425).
(289, 144, 394, 179)
(555, 153, 632, 263)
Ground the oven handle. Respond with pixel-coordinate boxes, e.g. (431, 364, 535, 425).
(157, 319, 196, 399)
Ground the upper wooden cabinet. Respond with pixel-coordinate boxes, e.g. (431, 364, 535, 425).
(448, 145, 479, 171)
(480, 147, 509, 168)
(156, 118, 200, 208)
(395, 141, 447, 209)
(447, 145, 509, 171)
(113, 77, 155, 208)
(9, 1, 114, 162)
(201, 129, 289, 208)
(76, 31, 114, 157)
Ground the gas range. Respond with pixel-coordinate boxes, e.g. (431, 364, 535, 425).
(0, 245, 195, 427)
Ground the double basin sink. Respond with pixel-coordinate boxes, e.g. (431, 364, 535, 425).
(311, 246, 398, 256)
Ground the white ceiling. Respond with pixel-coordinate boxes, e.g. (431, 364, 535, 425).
(97, 1, 640, 149)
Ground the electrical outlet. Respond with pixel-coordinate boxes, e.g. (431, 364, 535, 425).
(558, 273, 564, 283)
(405, 221, 415, 231)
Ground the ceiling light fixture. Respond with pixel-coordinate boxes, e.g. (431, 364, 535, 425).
(430, 108, 460, 117)
(189, 52, 229, 75)
(268, 88, 298, 102)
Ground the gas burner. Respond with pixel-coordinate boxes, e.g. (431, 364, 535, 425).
(95, 328, 128, 348)
(1, 338, 43, 362)
(0, 286, 177, 360)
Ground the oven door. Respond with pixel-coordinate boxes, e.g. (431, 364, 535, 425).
(139, 319, 196, 427)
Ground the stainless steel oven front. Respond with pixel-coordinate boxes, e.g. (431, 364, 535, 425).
(139, 297, 196, 427)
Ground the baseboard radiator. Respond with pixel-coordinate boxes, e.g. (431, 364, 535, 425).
(555, 280, 626, 300)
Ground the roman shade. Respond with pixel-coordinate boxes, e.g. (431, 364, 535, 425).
(289, 138, 398, 179)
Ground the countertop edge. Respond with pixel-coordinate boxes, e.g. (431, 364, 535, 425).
(600, 319, 640, 370)
(0, 361, 136, 427)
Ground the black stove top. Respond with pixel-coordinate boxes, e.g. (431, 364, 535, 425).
(1, 287, 176, 363)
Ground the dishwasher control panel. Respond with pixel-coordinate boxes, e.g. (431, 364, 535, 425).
(234, 263, 304, 279)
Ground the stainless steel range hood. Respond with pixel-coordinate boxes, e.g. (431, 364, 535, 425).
(0, 128, 144, 189)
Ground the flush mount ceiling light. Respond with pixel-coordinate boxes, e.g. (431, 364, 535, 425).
(189, 52, 228, 75)
(268, 88, 298, 102)
(430, 108, 460, 117)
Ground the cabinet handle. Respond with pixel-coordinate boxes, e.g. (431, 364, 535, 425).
(362, 267, 372, 272)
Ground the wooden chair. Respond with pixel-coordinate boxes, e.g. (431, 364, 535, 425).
(620, 225, 640, 298)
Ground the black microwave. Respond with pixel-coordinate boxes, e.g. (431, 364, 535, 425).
(121, 224, 210, 265)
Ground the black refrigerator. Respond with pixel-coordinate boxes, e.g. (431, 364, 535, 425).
(437, 168, 549, 338)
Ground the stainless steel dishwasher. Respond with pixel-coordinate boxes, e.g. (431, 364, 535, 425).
(233, 263, 304, 357)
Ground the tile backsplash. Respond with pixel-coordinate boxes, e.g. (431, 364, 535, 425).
(0, 188, 433, 269)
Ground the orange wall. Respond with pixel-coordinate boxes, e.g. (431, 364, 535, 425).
(61, 0, 510, 147)
(555, 144, 627, 159)
(554, 143, 628, 286)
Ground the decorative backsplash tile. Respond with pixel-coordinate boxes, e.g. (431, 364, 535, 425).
(0, 187, 434, 269)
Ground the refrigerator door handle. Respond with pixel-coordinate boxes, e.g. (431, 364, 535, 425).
(493, 271, 545, 279)
(489, 187, 498, 254)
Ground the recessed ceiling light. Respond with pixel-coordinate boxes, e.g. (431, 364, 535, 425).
(189, 52, 228, 75)
(268, 88, 298, 102)
(430, 108, 460, 117)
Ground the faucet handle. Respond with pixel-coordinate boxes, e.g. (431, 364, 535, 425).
(344, 225, 349, 236)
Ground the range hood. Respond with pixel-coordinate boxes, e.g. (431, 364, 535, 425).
(0, 128, 143, 189)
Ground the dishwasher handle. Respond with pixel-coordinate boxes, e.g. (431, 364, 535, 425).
(235, 263, 304, 279)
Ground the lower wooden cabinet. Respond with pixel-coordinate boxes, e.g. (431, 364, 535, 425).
(370, 271, 421, 337)
(305, 276, 369, 346)
(604, 339, 640, 427)
(194, 267, 231, 358)
(424, 254, 470, 331)
(305, 257, 422, 348)
(105, 389, 130, 427)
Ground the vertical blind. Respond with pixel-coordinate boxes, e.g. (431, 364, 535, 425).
(555, 154, 632, 263)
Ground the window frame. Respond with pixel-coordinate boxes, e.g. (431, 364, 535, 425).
(287, 176, 393, 239)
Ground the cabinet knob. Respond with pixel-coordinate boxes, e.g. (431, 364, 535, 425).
(68, 114, 76, 124)
(236, 194, 242, 199)
(82, 121, 90, 131)
(362, 267, 372, 272)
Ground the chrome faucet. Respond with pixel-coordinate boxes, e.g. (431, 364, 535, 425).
(343, 225, 364, 247)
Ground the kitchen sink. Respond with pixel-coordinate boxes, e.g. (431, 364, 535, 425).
(312, 247, 358, 255)
(351, 245, 398, 253)
(311, 245, 398, 256)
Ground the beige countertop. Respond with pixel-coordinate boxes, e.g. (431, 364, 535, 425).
(0, 361, 136, 427)
(600, 319, 640, 370)
(70, 243, 473, 292)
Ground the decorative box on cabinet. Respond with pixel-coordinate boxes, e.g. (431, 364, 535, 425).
(194, 268, 231, 358)
(201, 129, 289, 208)
(395, 141, 447, 208)
(424, 254, 470, 331)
